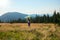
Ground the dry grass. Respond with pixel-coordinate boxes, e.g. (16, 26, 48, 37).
(0, 23, 60, 40)
(0, 23, 56, 31)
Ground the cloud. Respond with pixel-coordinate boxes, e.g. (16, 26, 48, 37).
(0, 0, 11, 16)
(0, 0, 10, 8)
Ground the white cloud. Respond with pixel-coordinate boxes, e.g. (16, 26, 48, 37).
(0, 0, 11, 16)
(0, 0, 60, 16)
(0, 0, 10, 8)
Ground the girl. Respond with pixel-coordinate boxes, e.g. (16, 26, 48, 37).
(28, 18, 30, 27)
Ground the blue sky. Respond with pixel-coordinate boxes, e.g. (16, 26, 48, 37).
(0, 0, 60, 15)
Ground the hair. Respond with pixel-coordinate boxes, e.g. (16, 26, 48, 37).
(28, 18, 30, 21)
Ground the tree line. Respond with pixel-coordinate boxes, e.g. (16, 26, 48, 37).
(0, 11, 60, 24)
(31, 11, 60, 23)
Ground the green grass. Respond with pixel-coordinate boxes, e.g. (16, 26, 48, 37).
(0, 29, 60, 40)
(0, 30, 44, 40)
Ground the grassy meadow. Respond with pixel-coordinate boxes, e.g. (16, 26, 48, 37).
(0, 23, 60, 40)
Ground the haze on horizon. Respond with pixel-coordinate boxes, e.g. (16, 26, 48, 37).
(0, 0, 60, 16)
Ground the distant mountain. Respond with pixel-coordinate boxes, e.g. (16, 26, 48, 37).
(0, 12, 28, 22)
(29, 14, 37, 17)
(30, 13, 53, 17)
(0, 12, 53, 22)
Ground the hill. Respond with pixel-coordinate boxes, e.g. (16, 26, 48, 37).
(0, 12, 28, 22)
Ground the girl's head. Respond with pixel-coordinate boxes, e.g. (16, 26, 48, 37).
(28, 18, 30, 21)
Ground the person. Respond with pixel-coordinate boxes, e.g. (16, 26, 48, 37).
(28, 18, 30, 27)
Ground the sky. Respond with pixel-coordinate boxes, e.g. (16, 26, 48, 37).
(0, 0, 60, 16)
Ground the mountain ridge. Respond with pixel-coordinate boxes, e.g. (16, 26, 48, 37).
(0, 12, 53, 22)
(0, 12, 28, 22)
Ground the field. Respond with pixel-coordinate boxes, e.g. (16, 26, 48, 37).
(0, 23, 60, 40)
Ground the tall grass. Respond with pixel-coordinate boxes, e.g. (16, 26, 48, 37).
(0, 30, 44, 40)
